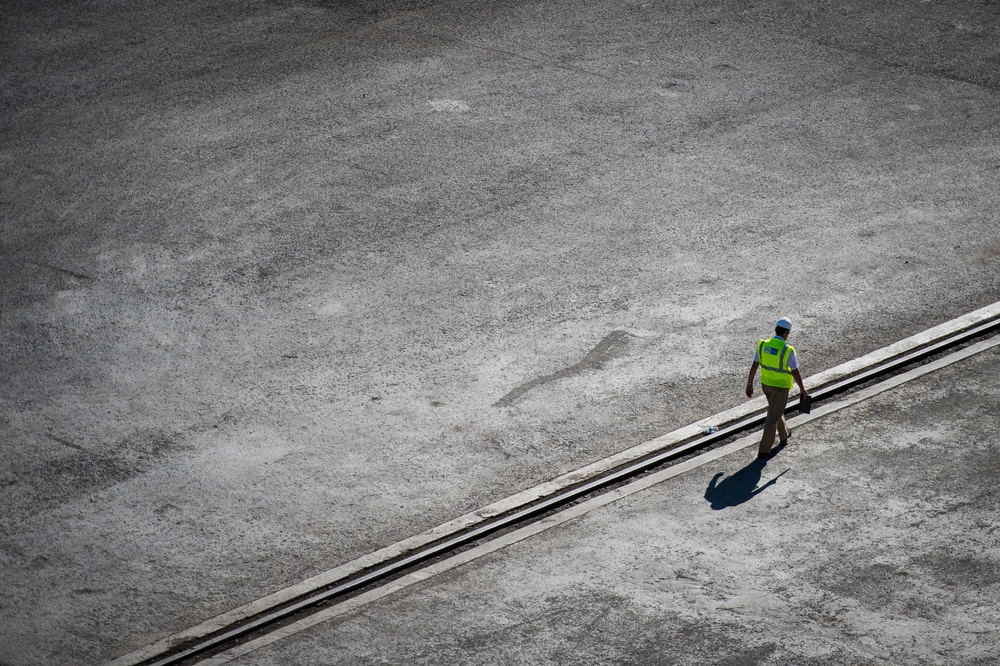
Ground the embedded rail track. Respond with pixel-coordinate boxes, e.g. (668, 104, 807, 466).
(138, 313, 1000, 666)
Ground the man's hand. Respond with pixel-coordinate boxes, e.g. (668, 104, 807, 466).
(745, 383, 754, 398)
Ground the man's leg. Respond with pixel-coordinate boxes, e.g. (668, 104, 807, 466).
(771, 387, 790, 444)
(760, 385, 790, 456)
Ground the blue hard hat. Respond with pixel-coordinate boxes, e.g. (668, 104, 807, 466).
(776, 317, 793, 331)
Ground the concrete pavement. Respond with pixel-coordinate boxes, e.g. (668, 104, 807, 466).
(1, 0, 998, 663)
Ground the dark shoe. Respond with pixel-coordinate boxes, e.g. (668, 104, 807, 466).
(758, 449, 777, 459)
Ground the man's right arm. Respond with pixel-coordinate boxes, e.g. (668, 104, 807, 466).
(745, 361, 759, 398)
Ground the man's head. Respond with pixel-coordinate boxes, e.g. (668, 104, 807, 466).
(775, 316, 792, 338)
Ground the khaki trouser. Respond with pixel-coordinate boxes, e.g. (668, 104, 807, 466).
(760, 384, 790, 455)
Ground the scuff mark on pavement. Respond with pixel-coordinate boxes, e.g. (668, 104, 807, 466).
(495, 330, 634, 407)
(26, 259, 95, 281)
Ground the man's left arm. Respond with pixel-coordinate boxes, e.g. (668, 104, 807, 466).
(791, 368, 808, 397)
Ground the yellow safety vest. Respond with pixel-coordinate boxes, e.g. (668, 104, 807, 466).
(758, 336, 795, 389)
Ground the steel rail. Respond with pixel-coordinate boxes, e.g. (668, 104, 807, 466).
(146, 314, 1000, 666)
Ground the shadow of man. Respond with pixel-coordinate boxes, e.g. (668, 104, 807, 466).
(704, 457, 789, 510)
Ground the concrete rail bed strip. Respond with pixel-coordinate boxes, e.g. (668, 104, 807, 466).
(107, 301, 1000, 666)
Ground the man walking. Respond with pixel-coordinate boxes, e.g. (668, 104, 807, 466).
(745, 317, 809, 458)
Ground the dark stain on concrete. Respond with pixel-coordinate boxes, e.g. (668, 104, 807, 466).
(4, 428, 190, 518)
(45, 432, 86, 452)
(452, 588, 784, 665)
(917, 551, 1000, 589)
(26, 259, 95, 282)
(811, 561, 919, 613)
(495, 330, 634, 407)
